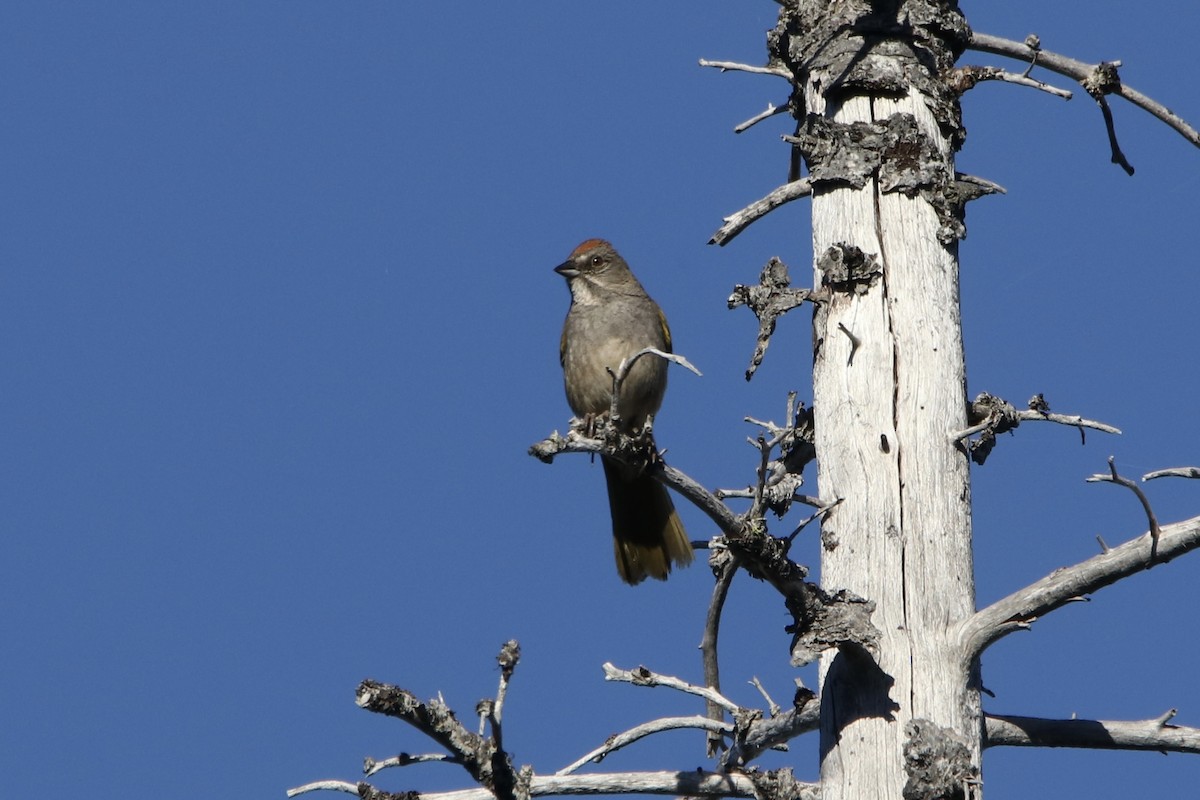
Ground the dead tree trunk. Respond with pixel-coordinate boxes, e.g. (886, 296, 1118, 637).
(779, 3, 983, 798)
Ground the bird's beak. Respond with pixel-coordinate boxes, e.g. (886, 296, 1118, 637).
(554, 260, 579, 278)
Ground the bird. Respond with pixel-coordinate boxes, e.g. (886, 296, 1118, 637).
(555, 239, 693, 584)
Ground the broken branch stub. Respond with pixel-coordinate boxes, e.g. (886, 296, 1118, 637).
(902, 719, 979, 800)
(728, 257, 819, 380)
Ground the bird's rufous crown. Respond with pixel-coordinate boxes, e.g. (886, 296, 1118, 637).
(570, 238, 612, 257)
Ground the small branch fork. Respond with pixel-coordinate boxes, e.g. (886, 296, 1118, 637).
(710, 179, 813, 247)
(1087, 456, 1162, 559)
(968, 31, 1200, 174)
(605, 348, 703, 429)
(953, 392, 1120, 465)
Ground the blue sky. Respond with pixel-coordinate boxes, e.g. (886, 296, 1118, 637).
(3, 2, 1198, 798)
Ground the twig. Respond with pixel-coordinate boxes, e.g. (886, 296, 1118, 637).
(698, 58, 792, 80)
(786, 500, 840, 544)
(715, 487, 823, 507)
(985, 711, 1200, 753)
(750, 433, 777, 522)
(1144, 466, 1200, 481)
(953, 392, 1119, 465)
(1094, 92, 1135, 175)
(1020, 34, 1041, 78)
(556, 716, 733, 776)
(950, 64, 1073, 100)
(957, 512, 1200, 663)
(602, 663, 741, 715)
(735, 101, 789, 133)
(710, 178, 813, 246)
(489, 640, 521, 749)
(1087, 456, 1162, 560)
(700, 551, 739, 756)
(606, 348, 702, 427)
(364, 753, 462, 777)
(953, 407, 1121, 443)
(748, 677, 780, 717)
(969, 32, 1200, 151)
(736, 688, 821, 762)
(288, 780, 359, 796)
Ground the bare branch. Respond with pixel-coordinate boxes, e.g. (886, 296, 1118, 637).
(602, 663, 741, 715)
(985, 712, 1200, 753)
(1087, 457, 1162, 559)
(954, 392, 1120, 464)
(364, 753, 462, 778)
(949, 64, 1073, 100)
(529, 429, 741, 537)
(1094, 91, 1135, 175)
(355, 680, 494, 784)
(489, 640, 521, 751)
(711, 178, 814, 246)
(1144, 466, 1200, 481)
(292, 771, 819, 800)
(957, 513, 1200, 663)
(288, 780, 359, 797)
(735, 101, 789, 133)
(969, 32, 1200, 150)
(698, 58, 792, 80)
(700, 548, 739, 755)
(749, 431, 781, 522)
(557, 716, 731, 776)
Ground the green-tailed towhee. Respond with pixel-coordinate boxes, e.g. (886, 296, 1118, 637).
(555, 239, 693, 584)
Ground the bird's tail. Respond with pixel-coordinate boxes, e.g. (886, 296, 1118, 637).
(602, 456, 693, 584)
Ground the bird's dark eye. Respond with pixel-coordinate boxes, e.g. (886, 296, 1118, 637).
(590, 255, 603, 266)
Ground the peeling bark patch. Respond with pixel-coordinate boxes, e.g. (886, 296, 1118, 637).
(964, 392, 1021, 465)
(902, 719, 979, 800)
(1083, 61, 1122, 99)
(788, 113, 945, 193)
(820, 526, 839, 551)
(357, 785, 421, 800)
(787, 585, 879, 666)
(817, 243, 881, 294)
(746, 767, 821, 800)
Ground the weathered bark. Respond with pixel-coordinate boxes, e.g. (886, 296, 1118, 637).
(776, 2, 982, 798)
